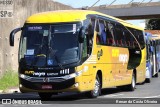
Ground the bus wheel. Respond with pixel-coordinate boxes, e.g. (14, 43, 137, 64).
(86, 75, 101, 98)
(38, 92, 53, 100)
(145, 78, 151, 83)
(127, 73, 136, 91)
(155, 72, 158, 78)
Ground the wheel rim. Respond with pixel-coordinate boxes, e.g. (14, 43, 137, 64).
(93, 78, 100, 94)
(132, 75, 135, 88)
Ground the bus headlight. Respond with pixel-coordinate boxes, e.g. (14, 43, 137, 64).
(20, 74, 25, 79)
(64, 66, 88, 79)
(19, 74, 29, 79)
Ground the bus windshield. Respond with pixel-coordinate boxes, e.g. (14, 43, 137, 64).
(19, 23, 81, 67)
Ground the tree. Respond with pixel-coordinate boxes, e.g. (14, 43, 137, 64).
(145, 19, 160, 30)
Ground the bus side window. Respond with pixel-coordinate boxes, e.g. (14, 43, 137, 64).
(82, 34, 88, 60)
(138, 31, 145, 49)
(96, 19, 101, 44)
(121, 27, 127, 47)
(115, 24, 124, 47)
(99, 19, 107, 45)
(85, 18, 95, 55)
(124, 30, 130, 47)
(108, 23, 116, 46)
(133, 30, 145, 49)
(104, 21, 110, 45)
(91, 18, 95, 33)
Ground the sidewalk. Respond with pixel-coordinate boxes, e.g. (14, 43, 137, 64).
(0, 87, 20, 94)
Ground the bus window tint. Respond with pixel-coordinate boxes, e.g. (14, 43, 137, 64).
(137, 30, 145, 49)
(124, 29, 130, 47)
(106, 22, 116, 46)
(91, 18, 95, 31)
(127, 28, 138, 48)
(82, 34, 88, 61)
(83, 18, 95, 55)
(128, 28, 145, 49)
(96, 19, 100, 44)
(114, 24, 124, 47)
(99, 20, 107, 45)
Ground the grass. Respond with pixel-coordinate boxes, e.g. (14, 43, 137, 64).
(0, 70, 19, 90)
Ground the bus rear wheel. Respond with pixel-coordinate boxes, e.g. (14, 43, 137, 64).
(86, 75, 101, 98)
(145, 78, 151, 83)
(154, 72, 158, 78)
(127, 73, 136, 91)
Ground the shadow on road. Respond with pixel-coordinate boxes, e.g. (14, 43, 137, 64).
(0, 87, 131, 101)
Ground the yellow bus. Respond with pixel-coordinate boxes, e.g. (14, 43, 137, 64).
(10, 10, 146, 99)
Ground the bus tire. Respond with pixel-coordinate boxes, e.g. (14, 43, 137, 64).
(155, 72, 158, 78)
(145, 78, 151, 83)
(86, 75, 101, 98)
(38, 92, 53, 100)
(126, 73, 136, 91)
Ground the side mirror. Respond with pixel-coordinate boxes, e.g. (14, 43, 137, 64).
(10, 27, 22, 46)
(79, 27, 86, 43)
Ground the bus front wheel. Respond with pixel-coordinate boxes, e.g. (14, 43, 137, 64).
(86, 75, 101, 98)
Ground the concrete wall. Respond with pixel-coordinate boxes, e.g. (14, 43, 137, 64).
(0, 0, 72, 77)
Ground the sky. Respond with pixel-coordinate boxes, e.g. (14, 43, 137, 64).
(53, 0, 160, 28)
(53, 0, 160, 8)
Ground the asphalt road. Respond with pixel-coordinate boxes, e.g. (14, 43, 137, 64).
(0, 73, 160, 106)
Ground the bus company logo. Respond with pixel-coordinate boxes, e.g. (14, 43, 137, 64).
(24, 71, 34, 75)
(112, 49, 119, 57)
(97, 49, 103, 60)
(119, 54, 128, 65)
(43, 77, 50, 82)
(33, 72, 45, 77)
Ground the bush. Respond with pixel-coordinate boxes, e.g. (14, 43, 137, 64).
(0, 70, 18, 90)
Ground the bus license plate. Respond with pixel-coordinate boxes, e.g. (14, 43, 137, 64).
(42, 85, 52, 89)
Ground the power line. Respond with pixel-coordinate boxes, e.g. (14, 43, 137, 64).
(106, 0, 117, 7)
(89, 0, 101, 9)
(138, 0, 146, 5)
(128, 0, 134, 4)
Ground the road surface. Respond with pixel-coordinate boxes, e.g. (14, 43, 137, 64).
(0, 73, 160, 106)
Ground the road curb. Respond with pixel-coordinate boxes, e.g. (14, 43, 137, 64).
(2, 88, 20, 94)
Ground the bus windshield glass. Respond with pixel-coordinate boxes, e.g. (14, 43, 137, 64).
(20, 23, 81, 67)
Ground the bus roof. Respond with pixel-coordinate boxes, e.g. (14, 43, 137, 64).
(26, 10, 143, 30)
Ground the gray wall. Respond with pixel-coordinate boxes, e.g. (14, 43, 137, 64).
(0, 0, 72, 77)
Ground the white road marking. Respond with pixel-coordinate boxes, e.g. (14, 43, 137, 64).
(120, 94, 160, 98)
(102, 94, 124, 98)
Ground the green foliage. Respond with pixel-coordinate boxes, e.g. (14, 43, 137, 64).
(0, 70, 18, 90)
(145, 19, 160, 30)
